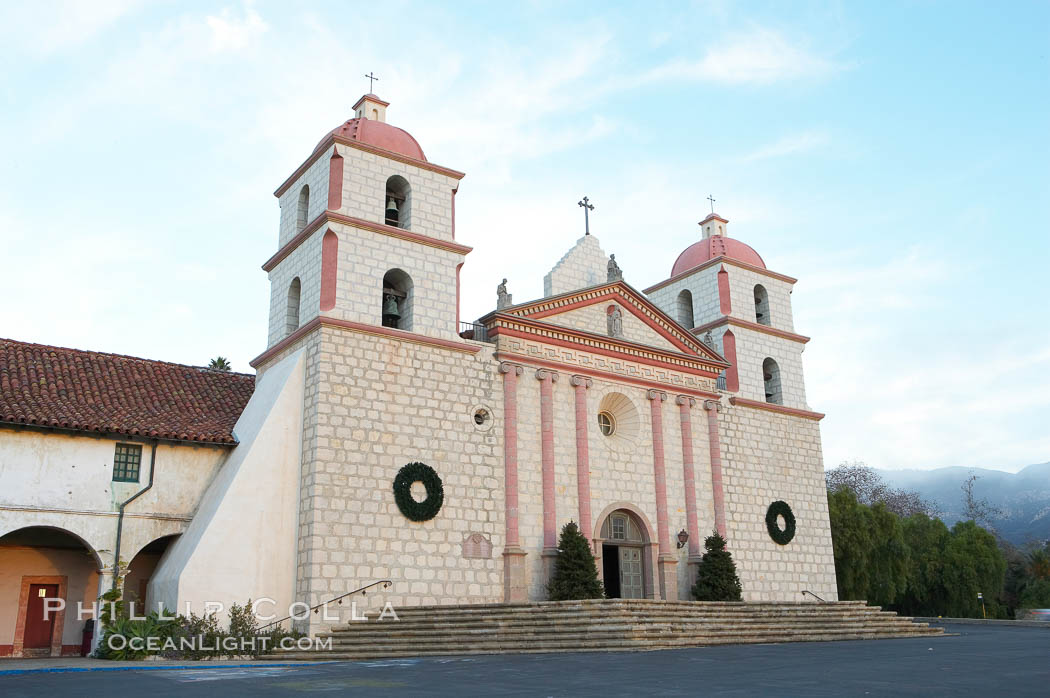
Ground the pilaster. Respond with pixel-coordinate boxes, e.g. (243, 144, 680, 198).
(536, 368, 560, 589)
(571, 375, 594, 545)
(499, 361, 527, 602)
(647, 389, 676, 599)
(704, 399, 728, 538)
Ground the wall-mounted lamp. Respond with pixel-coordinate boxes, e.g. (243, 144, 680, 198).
(676, 529, 689, 549)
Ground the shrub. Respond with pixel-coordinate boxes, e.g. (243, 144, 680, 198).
(548, 521, 605, 601)
(691, 532, 743, 602)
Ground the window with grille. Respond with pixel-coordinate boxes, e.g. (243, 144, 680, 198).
(611, 515, 626, 540)
(113, 443, 142, 482)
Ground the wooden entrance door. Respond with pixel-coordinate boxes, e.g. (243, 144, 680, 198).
(619, 547, 643, 599)
(24, 584, 59, 649)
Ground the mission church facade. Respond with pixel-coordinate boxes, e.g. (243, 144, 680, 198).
(0, 93, 836, 655)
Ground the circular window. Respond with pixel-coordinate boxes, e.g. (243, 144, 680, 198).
(470, 404, 495, 432)
(597, 411, 616, 436)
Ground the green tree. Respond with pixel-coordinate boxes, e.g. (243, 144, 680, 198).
(942, 520, 1007, 618)
(866, 502, 910, 607)
(828, 488, 874, 600)
(1018, 579, 1050, 611)
(208, 356, 231, 371)
(547, 521, 604, 601)
(691, 532, 743, 601)
(898, 514, 951, 616)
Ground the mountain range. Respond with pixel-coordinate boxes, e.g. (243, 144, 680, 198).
(875, 462, 1050, 546)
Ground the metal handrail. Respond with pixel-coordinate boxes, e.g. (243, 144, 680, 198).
(258, 579, 392, 632)
(801, 589, 828, 603)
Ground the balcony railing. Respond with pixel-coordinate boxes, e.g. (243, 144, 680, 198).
(458, 322, 493, 343)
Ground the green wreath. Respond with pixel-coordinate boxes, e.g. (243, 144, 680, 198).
(766, 500, 796, 545)
(393, 462, 444, 522)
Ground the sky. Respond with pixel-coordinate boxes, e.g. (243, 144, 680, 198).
(1, 1, 1047, 473)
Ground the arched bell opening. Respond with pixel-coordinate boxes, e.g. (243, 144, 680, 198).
(382, 268, 414, 331)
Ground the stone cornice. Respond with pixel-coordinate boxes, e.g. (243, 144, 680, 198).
(729, 396, 825, 421)
(642, 256, 798, 294)
(494, 352, 720, 401)
(484, 281, 724, 363)
(487, 313, 728, 375)
(274, 139, 465, 198)
(691, 316, 811, 344)
(250, 315, 481, 368)
(262, 211, 472, 272)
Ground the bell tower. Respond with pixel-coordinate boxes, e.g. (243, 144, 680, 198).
(258, 94, 469, 352)
(643, 211, 814, 411)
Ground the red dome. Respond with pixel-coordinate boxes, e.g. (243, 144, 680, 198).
(671, 236, 766, 277)
(314, 118, 426, 161)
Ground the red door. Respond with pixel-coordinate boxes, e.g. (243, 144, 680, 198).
(24, 584, 59, 649)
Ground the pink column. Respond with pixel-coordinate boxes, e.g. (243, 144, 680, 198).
(536, 369, 559, 550)
(571, 375, 593, 540)
(648, 389, 677, 600)
(676, 395, 701, 557)
(499, 362, 526, 601)
(704, 399, 728, 538)
(647, 390, 671, 554)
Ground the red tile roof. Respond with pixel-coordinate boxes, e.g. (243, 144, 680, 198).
(0, 338, 255, 445)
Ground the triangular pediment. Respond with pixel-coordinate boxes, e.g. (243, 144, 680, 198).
(485, 281, 727, 365)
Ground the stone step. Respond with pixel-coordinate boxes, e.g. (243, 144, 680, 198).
(323, 622, 938, 646)
(327, 611, 906, 633)
(323, 617, 926, 640)
(266, 628, 944, 661)
(391, 600, 872, 613)
(267, 600, 943, 661)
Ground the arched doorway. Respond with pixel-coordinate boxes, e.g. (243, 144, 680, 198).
(123, 535, 179, 615)
(0, 526, 102, 657)
(594, 506, 655, 599)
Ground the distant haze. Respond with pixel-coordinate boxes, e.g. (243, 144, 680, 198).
(875, 462, 1050, 546)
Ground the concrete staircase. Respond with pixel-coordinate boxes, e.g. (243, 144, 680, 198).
(265, 599, 944, 660)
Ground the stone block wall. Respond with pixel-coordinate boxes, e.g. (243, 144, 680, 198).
(293, 326, 504, 629)
(544, 235, 609, 297)
(276, 144, 460, 248)
(718, 404, 838, 602)
(324, 222, 463, 340)
(722, 265, 796, 333)
(330, 145, 460, 241)
(646, 266, 721, 329)
(266, 229, 324, 348)
(726, 326, 810, 409)
(277, 147, 333, 248)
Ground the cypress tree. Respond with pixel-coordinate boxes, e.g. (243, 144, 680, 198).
(692, 532, 743, 601)
(547, 521, 605, 600)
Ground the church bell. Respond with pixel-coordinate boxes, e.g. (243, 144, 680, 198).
(382, 293, 401, 328)
(385, 197, 399, 225)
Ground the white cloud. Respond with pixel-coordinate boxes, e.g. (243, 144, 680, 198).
(645, 28, 848, 86)
(205, 3, 267, 53)
(739, 130, 830, 162)
(0, 0, 142, 56)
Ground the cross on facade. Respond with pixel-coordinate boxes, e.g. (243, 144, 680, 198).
(578, 196, 595, 235)
(707, 194, 716, 213)
(365, 72, 379, 92)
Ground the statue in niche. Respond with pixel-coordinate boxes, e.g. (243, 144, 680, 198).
(608, 306, 623, 338)
(607, 254, 623, 282)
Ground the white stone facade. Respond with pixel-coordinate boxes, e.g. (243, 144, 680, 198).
(543, 234, 609, 297)
(1, 96, 840, 654)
